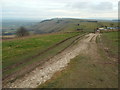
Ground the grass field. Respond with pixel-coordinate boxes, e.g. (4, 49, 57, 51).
(2, 33, 78, 68)
(29, 18, 118, 33)
(2, 32, 85, 81)
(2, 18, 118, 87)
(59, 21, 99, 32)
(100, 31, 119, 58)
(39, 53, 118, 88)
(38, 31, 118, 88)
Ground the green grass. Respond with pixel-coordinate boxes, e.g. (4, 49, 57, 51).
(100, 31, 119, 58)
(61, 21, 117, 33)
(38, 32, 118, 88)
(3, 32, 86, 79)
(2, 32, 79, 69)
(39, 53, 118, 88)
(61, 21, 99, 32)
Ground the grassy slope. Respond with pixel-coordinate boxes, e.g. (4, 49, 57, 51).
(39, 54, 118, 88)
(39, 32, 118, 88)
(100, 31, 119, 58)
(31, 18, 118, 33)
(3, 33, 78, 68)
(3, 18, 118, 84)
(3, 32, 85, 78)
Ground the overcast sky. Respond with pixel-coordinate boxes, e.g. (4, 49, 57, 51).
(1, 0, 119, 20)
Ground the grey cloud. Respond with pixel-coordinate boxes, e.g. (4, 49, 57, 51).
(66, 2, 90, 10)
(2, 0, 118, 19)
(92, 2, 113, 11)
(67, 1, 113, 12)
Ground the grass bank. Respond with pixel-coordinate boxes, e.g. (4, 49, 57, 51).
(39, 53, 118, 88)
(3, 32, 79, 69)
(100, 31, 119, 58)
(3, 32, 85, 83)
(38, 32, 118, 88)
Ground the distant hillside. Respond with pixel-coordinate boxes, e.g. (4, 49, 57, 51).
(3, 18, 117, 35)
(112, 20, 120, 22)
(28, 18, 100, 34)
(2, 20, 39, 35)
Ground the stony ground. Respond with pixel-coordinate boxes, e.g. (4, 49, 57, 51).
(39, 32, 118, 88)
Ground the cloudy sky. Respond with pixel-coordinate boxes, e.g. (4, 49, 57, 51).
(1, 0, 119, 20)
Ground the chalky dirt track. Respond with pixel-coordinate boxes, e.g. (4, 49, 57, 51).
(4, 33, 99, 88)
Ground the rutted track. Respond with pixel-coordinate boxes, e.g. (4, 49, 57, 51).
(3, 33, 86, 85)
(3, 34, 79, 72)
(3, 33, 97, 88)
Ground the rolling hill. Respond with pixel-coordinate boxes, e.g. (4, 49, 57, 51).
(2, 18, 118, 35)
(28, 18, 99, 34)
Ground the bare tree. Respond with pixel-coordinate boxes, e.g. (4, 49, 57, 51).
(110, 23, 114, 27)
(16, 26, 29, 37)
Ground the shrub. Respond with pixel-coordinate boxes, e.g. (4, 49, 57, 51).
(16, 26, 29, 37)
